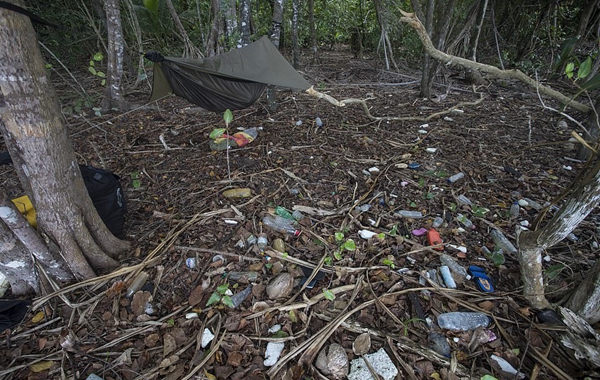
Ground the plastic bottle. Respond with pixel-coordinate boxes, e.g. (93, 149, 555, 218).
(126, 272, 149, 297)
(223, 188, 252, 198)
(228, 271, 259, 282)
(437, 311, 490, 331)
(490, 229, 517, 255)
(457, 194, 473, 206)
(439, 266, 457, 289)
(447, 172, 465, 184)
(522, 197, 542, 210)
(262, 216, 301, 236)
(509, 202, 520, 219)
(230, 286, 252, 308)
(396, 210, 423, 218)
(456, 214, 474, 229)
(440, 254, 471, 281)
(275, 206, 294, 220)
(257, 233, 268, 251)
(292, 210, 304, 220)
(432, 216, 444, 228)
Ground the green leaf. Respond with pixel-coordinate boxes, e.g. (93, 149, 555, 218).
(221, 295, 234, 308)
(578, 56, 592, 79)
(342, 239, 356, 251)
(209, 128, 226, 139)
(388, 225, 398, 236)
(93, 52, 104, 61)
(323, 289, 335, 300)
(143, 0, 159, 13)
(334, 232, 344, 242)
(333, 249, 343, 260)
(480, 375, 498, 380)
(216, 283, 229, 295)
(89, 60, 95, 67)
(167, 318, 175, 326)
(580, 72, 600, 91)
(101, 79, 106, 86)
(272, 330, 289, 338)
(376, 233, 386, 240)
(288, 310, 297, 323)
(96, 71, 106, 78)
(565, 62, 575, 74)
(324, 257, 333, 266)
(545, 264, 565, 281)
(206, 292, 221, 306)
(223, 109, 233, 126)
(554, 36, 580, 72)
(88, 66, 97, 75)
(382, 259, 395, 268)
(45, 63, 52, 69)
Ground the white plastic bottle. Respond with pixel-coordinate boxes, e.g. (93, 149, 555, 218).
(437, 311, 490, 331)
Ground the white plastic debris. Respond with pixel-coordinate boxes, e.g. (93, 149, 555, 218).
(185, 312, 199, 319)
(201, 328, 215, 348)
(358, 230, 377, 239)
(268, 324, 282, 334)
(347, 348, 398, 380)
(295, 120, 303, 126)
(490, 354, 525, 379)
(425, 148, 437, 153)
(264, 342, 285, 367)
(368, 167, 380, 173)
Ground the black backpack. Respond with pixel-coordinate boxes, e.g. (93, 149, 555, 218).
(80, 165, 126, 238)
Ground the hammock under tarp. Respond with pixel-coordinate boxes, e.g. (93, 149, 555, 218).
(145, 36, 311, 112)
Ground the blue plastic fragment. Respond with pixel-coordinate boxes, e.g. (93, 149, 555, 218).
(408, 163, 420, 170)
(468, 265, 494, 292)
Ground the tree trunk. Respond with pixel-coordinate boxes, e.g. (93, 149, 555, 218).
(373, 0, 398, 71)
(0, 4, 130, 281)
(266, 0, 285, 111)
(122, 0, 147, 88)
(566, 259, 600, 324)
(165, 0, 201, 58)
(206, 0, 223, 56)
(464, 0, 488, 85)
(224, 0, 238, 48)
(0, 218, 38, 296)
(577, 95, 600, 161)
(292, 0, 300, 69)
(101, 0, 129, 111)
(518, 157, 600, 309)
(239, 0, 251, 47)
(0, 188, 74, 291)
(308, 0, 319, 64)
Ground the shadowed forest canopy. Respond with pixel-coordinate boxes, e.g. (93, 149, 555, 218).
(146, 36, 312, 112)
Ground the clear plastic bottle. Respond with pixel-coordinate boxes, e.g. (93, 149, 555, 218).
(522, 197, 542, 210)
(432, 216, 444, 228)
(456, 214, 474, 229)
(437, 311, 490, 331)
(275, 206, 294, 220)
(428, 332, 451, 357)
(257, 233, 268, 251)
(126, 271, 149, 297)
(490, 229, 517, 255)
(222, 188, 252, 198)
(396, 210, 423, 218)
(440, 254, 471, 281)
(439, 266, 457, 289)
(262, 216, 300, 236)
(457, 194, 473, 206)
(447, 172, 465, 184)
(509, 202, 520, 219)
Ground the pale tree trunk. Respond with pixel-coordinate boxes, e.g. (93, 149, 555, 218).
(123, 0, 147, 88)
(224, 0, 238, 48)
(292, 0, 300, 69)
(165, 0, 201, 58)
(266, 0, 285, 111)
(206, 0, 223, 56)
(101, 0, 129, 111)
(0, 5, 130, 281)
(373, 0, 398, 71)
(0, 188, 74, 294)
(239, 0, 251, 47)
(309, 0, 319, 64)
(463, 0, 488, 85)
(518, 157, 600, 310)
(0, 218, 38, 296)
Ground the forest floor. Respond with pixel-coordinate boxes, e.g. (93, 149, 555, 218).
(1, 48, 599, 380)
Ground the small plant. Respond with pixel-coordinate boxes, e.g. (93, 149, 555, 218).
(323, 289, 335, 300)
(88, 52, 106, 86)
(471, 205, 490, 218)
(382, 258, 395, 269)
(333, 232, 356, 260)
(131, 172, 141, 189)
(206, 283, 234, 308)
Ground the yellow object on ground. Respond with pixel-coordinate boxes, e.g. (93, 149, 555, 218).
(11, 195, 37, 228)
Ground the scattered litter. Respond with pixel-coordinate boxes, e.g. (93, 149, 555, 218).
(264, 342, 285, 367)
(358, 230, 377, 239)
(347, 347, 398, 380)
(368, 167, 380, 173)
(426, 147, 437, 153)
(490, 354, 526, 379)
(201, 328, 215, 348)
(268, 324, 282, 334)
(411, 228, 427, 237)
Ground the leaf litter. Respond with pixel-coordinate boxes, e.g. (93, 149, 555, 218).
(0, 50, 597, 380)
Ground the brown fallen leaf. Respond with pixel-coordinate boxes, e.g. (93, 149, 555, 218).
(163, 333, 177, 357)
(188, 284, 204, 306)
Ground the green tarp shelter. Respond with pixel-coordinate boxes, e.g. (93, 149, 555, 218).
(146, 36, 311, 112)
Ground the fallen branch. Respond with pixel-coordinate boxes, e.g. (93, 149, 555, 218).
(399, 10, 591, 114)
(305, 85, 485, 121)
